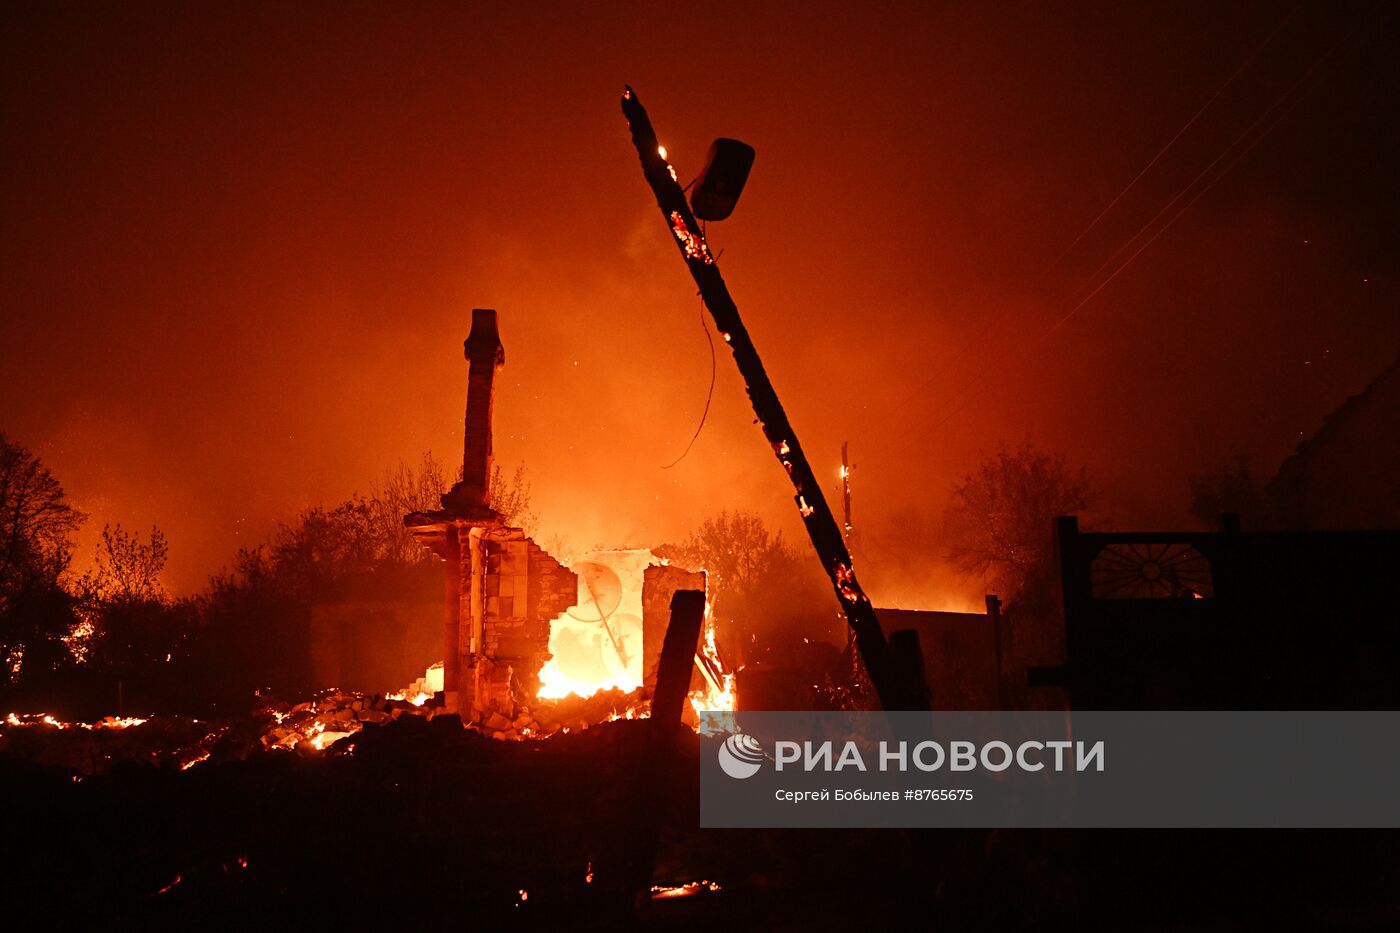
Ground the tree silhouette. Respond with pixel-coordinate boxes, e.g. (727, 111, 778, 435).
(0, 434, 85, 682)
(90, 524, 168, 605)
(0, 433, 85, 601)
(943, 442, 1095, 613)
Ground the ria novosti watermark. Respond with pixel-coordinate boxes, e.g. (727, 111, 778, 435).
(699, 711, 1400, 828)
(766, 737, 1103, 774)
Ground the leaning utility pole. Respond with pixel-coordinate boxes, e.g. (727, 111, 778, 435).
(840, 441, 853, 546)
(620, 86, 908, 710)
(840, 441, 857, 662)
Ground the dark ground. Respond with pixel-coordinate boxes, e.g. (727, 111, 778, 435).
(3, 717, 1400, 931)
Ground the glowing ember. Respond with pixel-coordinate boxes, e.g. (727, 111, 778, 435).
(62, 616, 95, 663)
(0, 712, 147, 731)
(96, 716, 148, 729)
(181, 751, 211, 770)
(834, 561, 867, 604)
(651, 879, 721, 899)
(669, 211, 714, 264)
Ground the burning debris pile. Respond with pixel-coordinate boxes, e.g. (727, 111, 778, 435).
(257, 679, 652, 750)
(0, 589, 735, 774)
(0, 711, 231, 775)
(259, 690, 431, 752)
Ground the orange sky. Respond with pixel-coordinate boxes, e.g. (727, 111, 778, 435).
(3, 2, 1397, 597)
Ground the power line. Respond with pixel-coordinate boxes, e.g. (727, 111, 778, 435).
(896, 20, 1361, 450)
(1054, 2, 1303, 263)
(876, 3, 1302, 434)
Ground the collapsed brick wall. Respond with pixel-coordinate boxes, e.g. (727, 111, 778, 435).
(641, 564, 707, 688)
(471, 530, 578, 718)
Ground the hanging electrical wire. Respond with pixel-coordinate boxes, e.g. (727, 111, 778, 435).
(661, 291, 717, 469)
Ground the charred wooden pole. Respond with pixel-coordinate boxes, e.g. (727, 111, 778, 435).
(620, 86, 906, 710)
(618, 589, 707, 910)
(651, 590, 707, 725)
(840, 441, 857, 665)
(840, 440, 853, 544)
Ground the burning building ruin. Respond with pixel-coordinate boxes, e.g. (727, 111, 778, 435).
(403, 309, 713, 730)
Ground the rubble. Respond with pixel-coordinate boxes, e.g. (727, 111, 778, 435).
(0, 712, 233, 776)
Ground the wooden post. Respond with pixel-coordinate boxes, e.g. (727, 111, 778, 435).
(614, 589, 707, 913)
(620, 86, 908, 710)
(887, 629, 932, 711)
(986, 594, 1005, 709)
(652, 590, 706, 726)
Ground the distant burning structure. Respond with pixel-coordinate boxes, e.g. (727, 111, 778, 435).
(404, 310, 714, 729)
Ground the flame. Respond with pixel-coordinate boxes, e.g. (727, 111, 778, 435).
(385, 661, 441, 706)
(688, 608, 737, 728)
(537, 550, 648, 700)
(537, 665, 641, 701)
(309, 729, 353, 751)
(385, 690, 431, 707)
